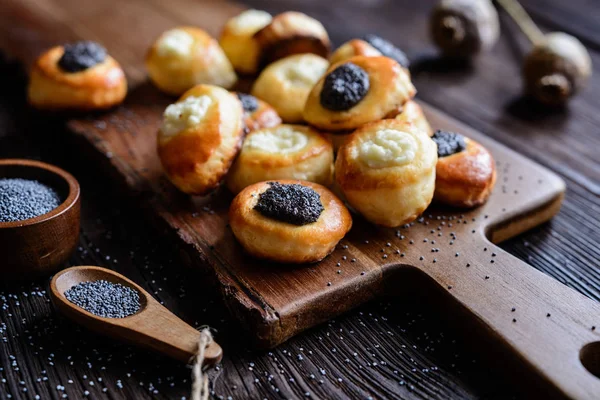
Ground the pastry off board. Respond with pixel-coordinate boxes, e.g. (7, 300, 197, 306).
(19, 4, 600, 399)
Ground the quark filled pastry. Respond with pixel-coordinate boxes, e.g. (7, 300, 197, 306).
(235, 92, 281, 134)
(252, 54, 329, 123)
(146, 27, 236, 95)
(28, 41, 127, 110)
(229, 180, 352, 263)
(335, 119, 437, 227)
(432, 130, 496, 207)
(254, 11, 331, 68)
(157, 84, 244, 195)
(227, 124, 334, 194)
(303, 56, 415, 131)
(219, 9, 273, 75)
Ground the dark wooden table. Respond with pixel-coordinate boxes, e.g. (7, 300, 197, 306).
(1, 0, 599, 399)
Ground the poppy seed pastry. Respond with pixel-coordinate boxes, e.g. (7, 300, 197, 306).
(226, 124, 334, 194)
(219, 9, 273, 75)
(251, 54, 329, 123)
(157, 84, 244, 195)
(229, 180, 352, 263)
(28, 41, 127, 110)
(254, 11, 331, 68)
(234, 92, 281, 134)
(329, 39, 382, 65)
(432, 130, 496, 207)
(361, 34, 410, 68)
(146, 27, 237, 96)
(304, 56, 415, 131)
(335, 119, 437, 227)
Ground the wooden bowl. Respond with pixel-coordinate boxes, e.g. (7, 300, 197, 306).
(0, 159, 80, 280)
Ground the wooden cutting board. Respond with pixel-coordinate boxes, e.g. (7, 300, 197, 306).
(3, 0, 600, 398)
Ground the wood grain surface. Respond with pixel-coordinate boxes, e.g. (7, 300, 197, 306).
(1, 0, 600, 399)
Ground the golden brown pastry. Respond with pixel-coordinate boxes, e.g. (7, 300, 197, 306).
(146, 27, 237, 96)
(234, 92, 281, 134)
(432, 130, 496, 207)
(330, 35, 410, 69)
(219, 9, 273, 75)
(28, 41, 127, 110)
(335, 119, 437, 227)
(157, 84, 244, 195)
(229, 180, 352, 263)
(254, 11, 331, 68)
(251, 54, 329, 123)
(227, 124, 334, 194)
(394, 100, 433, 136)
(304, 56, 415, 131)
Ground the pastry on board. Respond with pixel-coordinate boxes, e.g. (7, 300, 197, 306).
(28, 41, 127, 110)
(251, 53, 329, 123)
(335, 119, 437, 227)
(432, 130, 496, 207)
(254, 11, 331, 68)
(330, 35, 409, 69)
(157, 84, 244, 195)
(226, 124, 334, 194)
(303, 56, 415, 131)
(394, 100, 432, 136)
(146, 27, 236, 96)
(229, 180, 352, 263)
(234, 92, 281, 134)
(219, 9, 273, 75)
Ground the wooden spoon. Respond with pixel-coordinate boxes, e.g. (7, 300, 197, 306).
(49, 266, 223, 365)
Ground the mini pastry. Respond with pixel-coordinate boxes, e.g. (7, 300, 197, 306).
(394, 100, 433, 136)
(229, 180, 352, 263)
(28, 41, 127, 110)
(432, 130, 496, 207)
(303, 56, 415, 131)
(335, 119, 437, 227)
(329, 39, 382, 65)
(360, 34, 410, 69)
(219, 9, 273, 75)
(227, 124, 334, 194)
(235, 92, 281, 134)
(146, 27, 236, 96)
(157, 84, 244, 195)
(251, 54, 329, 123)
(254, 11, 331, 68)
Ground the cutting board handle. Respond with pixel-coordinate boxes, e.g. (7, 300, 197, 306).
(388, 238, 600, 399)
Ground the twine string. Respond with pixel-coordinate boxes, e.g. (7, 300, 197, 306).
(496, 0, 545, 46)
(191, 328, 214, 400)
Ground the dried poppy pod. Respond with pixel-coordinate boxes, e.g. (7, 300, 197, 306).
(430, 0, 499, 58)
(523, 32, 592, 106)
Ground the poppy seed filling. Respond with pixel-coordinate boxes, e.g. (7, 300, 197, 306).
(432, 130, 467, 157)
(237, 93, 259, 113)
(58, 41, 107, 73)
(320, 62, 370, 111)
(254, 182, 324, 225)
(362, 34, 409, 68)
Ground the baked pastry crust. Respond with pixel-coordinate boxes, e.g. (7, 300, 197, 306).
(335, 119, 437, 227)
(254, 11, 331, 68)
(434, 137, 496, 207)
(157, 84, 244, 195)
(146, 27, 237, 96)
(233, 92, 281, 134)
(219, 9, 272, 75)
(227, 124, 334, 194)
(329, 39, 382, 65)
(304, 56, 416, 131)
(28, 46, 127, 110)
(229, 180, 352, 263)
(394, 100, 433, 136)
(251, 54, 329, 123)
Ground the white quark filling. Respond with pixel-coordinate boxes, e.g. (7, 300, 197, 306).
(157, 29, 194, 58)
(283, 57, 328, 86)
(161, 95, 212, 137)
(245, 126, 308, 154)
(358, 129, 417, 168)
(229, 9, 272, 34)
